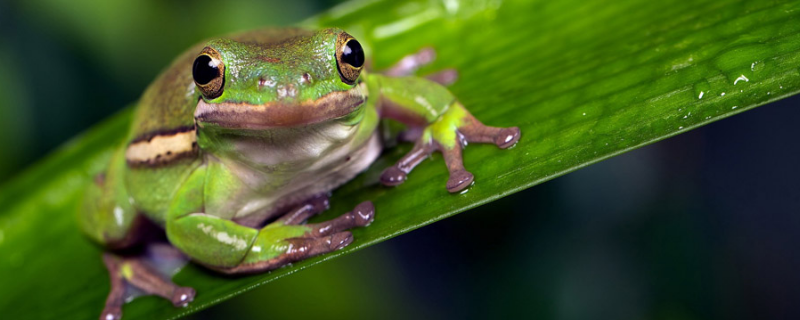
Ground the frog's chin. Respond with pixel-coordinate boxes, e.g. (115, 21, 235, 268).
(195, 83, 367, 130)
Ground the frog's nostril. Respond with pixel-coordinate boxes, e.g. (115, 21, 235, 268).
(300, 73, 313, 85)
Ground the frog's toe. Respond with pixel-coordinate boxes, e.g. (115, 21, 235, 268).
(446, 170, 474, 193)
(100, 306, 122, 320)
(306, 201, 375, 237)
(460, 117, 521, 149)
(288, 231, 353, 257)
(353, 201, 375, 226)
(170, 286, 196, 308)
(495, 127, 521, 149)
(330, 231, 354, 250)
(380, 166, 408, 186)
(381, 142, 436, 188)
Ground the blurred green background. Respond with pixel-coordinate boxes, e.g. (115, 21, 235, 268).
(2, 0, 799, 319)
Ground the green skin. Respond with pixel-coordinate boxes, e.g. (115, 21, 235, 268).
(79, 27, 518, 317)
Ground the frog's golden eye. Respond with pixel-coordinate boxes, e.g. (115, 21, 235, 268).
(193, 47, 225, 99)
(335, 33, 364, 85)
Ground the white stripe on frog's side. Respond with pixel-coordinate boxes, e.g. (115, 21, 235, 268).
(125, 127, 198, 167)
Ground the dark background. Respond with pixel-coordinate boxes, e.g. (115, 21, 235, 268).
(1, 0, 798, 319)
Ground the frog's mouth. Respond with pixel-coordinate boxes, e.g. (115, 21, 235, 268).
(195, 83, 367, 129)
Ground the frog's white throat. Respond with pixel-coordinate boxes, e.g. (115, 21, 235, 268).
(194, 81, 375, 189)
(197, 113, 381, 226)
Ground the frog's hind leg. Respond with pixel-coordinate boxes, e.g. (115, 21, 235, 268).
(101, 248, 195, 320)
(82, 149, 195, 320)
(79, 150, 147, 249)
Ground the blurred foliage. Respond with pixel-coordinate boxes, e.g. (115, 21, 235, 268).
(1, 0, 799, 319)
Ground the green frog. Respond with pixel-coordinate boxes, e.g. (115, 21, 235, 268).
(80, 27, 519, 319)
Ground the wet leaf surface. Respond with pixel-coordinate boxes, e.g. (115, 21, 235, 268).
(1, 0, 799, 318)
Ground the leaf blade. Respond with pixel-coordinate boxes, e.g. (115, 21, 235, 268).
(1, 0, 799, 319)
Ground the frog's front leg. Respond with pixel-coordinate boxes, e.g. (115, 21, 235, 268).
(370, 74, 520, 193)
(382, 47, 458, 85)
(166, 166, 374, 275)
(222, 200, 374, 274)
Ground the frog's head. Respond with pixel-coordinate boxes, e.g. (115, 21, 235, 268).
(191, 28, 367, 130)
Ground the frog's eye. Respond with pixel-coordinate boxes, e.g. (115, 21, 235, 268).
(335, 33, 364, 85)
(193, 47, 225, 99)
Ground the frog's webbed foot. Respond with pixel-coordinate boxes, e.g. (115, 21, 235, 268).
(279, 195, 374, 237)
(383, 47, 458, 86)
(381, 102, 520, 193)
(305, 201, 375, 237)
(218, 201, 374, 275)
(383, 47, 436, 77)
(100, 246, 195, 320)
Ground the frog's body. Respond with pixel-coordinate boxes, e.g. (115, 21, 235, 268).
(80, 27, 519, 320)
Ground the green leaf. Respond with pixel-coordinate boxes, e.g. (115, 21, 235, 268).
(1, 0, 799, 319)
